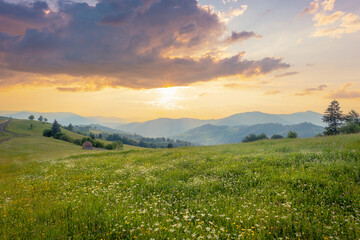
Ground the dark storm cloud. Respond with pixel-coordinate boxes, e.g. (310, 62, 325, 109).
(0, 0, 289, 90)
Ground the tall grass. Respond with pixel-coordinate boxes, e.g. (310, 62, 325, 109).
(0, 134, 359, 239)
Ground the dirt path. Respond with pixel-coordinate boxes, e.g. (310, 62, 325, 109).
(0, 120, 18, 143)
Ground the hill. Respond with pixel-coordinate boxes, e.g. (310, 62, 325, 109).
(0, 119, 139, 163)
(118, 118, 216, 137)
(174, 122, 324, 145)
(118, 111, 323, 137)
(2, 111, 126, 128)
(1, 132, 359, 239)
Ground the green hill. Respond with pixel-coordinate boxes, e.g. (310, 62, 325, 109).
(0, 119, 139, 163)
(0, 123, 359, 239)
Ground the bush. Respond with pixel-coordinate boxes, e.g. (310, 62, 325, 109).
(59, 134, 73, 143)
(105, 143, 117, 150)
(53, 132, 66, 139)
(43, 129, 51, 137)
(271, 134, 284, 139)
(287, 131, 298, 139)
(242, 133, 268, 143)
(339, 122, 360, 134)
(73, 139, 82, 146)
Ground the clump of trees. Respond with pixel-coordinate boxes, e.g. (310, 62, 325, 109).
(287, 131, 298, 139)
(271, 134, 284, 139)
(43, 120, 61, 137)
(322, 100, 360, 135)
(105, 133, 191, 148)
(242, 133, 268, 143)
(43, 120, 123, 150)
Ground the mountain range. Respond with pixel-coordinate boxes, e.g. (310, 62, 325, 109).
(1, 110, 325, 142)
(173, 122, 324, 145)
(117, 111, 324, 137)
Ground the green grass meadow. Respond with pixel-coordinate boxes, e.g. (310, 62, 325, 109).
(0, 119, 360, 239)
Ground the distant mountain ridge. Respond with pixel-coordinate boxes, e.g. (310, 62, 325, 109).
(1, 111, 126, 128)
(1, 110, 325, 139)
(174, 123, 324, 145)
(118, 111, 324, 137)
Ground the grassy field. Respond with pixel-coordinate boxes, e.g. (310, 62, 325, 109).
(0, 120, 359, 239)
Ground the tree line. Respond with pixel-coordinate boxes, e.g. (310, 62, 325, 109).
(322, 100, 360, 135)
(42, 120, 122, 150)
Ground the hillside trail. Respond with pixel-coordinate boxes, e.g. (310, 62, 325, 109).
(0, 120, 19, 143)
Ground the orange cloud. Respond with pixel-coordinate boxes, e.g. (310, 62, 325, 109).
(295, 84, 327, 96)
(329, 83, 360, 99)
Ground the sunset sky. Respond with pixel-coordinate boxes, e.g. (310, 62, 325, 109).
(0, 0, 359, 121)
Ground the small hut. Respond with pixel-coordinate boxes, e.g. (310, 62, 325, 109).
(82, 141, 94, 150)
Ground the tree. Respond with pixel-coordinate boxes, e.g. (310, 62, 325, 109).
(242, 133, 268, 143)
(345, 110, 360, 124)
(38, 115, 43, 122)
(98, 133, 103, 139)
(339, 110, 360, 134)
(271, 134, 284, 139)
(287, 131, 298, 138)
(44, 118, 48, 123)
(43, 129, 51, 137)
(167, 143, 174, 148)
(51, 120, 61, 136)
(322, 100, 344, 135)
(28, 115, 34, 120)
(67, 123, 74, 131)
(90, 133, 96, 140)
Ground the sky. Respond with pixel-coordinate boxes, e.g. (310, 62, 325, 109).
(0, 0, 359, 121)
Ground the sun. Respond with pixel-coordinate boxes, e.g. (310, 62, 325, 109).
(160, 86, 178, 98)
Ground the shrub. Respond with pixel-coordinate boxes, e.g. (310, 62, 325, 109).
(59, 134, 73, 143)
(43, 129, 51, 137)
(271, 134, 284, 139)
(53, 132, 66, 139)
(339, 122, 360, 134)
(287, 131, 298, 139)
(242, 133, 268, 143)
(105, 143, 117, 150)
(73, 139, 82, 146)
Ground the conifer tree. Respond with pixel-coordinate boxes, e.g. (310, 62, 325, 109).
(322, 100, 344, 135)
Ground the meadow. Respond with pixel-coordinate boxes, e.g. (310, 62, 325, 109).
(0, 119, 359, 239)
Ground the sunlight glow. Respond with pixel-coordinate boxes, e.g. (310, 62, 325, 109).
(148, 86, 189, 110)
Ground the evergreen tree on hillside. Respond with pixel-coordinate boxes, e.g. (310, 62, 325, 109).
(345, 110, 360, 124)
(51, 120, 61, 136)
(44, 118, 48, 123)
(28, 115, 34, 120)
(67, 123, 74, 131)
(38, 115, 43, 122)
(322, 100, 344, 135)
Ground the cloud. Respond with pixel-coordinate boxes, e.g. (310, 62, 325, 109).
(264, 90, 280, 95)
(313, 11, 344, 27)
(275, 72, 299, 78)
(218, 5, 248, 22)
(198, 92, 208, 97)
(295, 84, 327, 96)
(298, 0, 320, 17)
(222, 82, 259, 89)
(0, 0, 289, 90)
(224, 31, 260, 43)
(222, 0, 239, 5)
(329, 83, 360, 99)
(299, 0, 360, 38)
